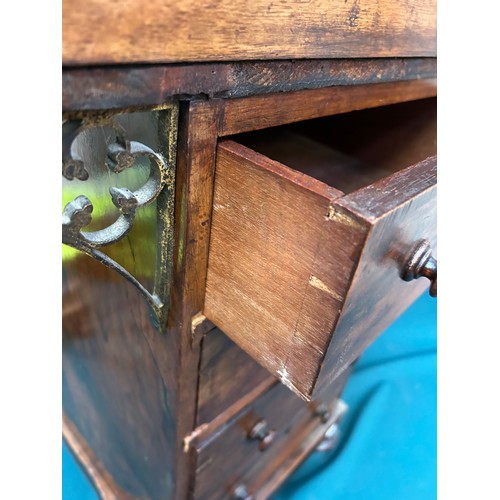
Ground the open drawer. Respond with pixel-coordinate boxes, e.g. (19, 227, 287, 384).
(204, 98, 437, 400)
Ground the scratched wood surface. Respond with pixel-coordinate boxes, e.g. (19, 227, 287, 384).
(204, 140, 362, 399)
(62, 58, 437, 112)
(63, 0, 436, 65)
(197, 328, 274, 425)
(204, 100, 437, 400)
(62, 257, 176, 499)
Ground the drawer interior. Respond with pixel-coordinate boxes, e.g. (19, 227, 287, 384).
(232, 97, 436, 194)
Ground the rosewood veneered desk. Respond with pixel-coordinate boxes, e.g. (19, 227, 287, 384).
(62, 1, 437, 498)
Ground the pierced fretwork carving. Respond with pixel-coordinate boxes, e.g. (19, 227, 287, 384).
(62, 106, 178, 329)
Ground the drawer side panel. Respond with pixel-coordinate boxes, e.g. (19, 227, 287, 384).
(204, 141, 364, 399)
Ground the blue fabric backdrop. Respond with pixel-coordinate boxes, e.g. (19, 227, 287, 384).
(63, 293, 436, 499)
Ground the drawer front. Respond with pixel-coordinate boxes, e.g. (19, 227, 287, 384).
(191, 381, 342, 499)
(197, 328, 274, 425)
(204, 137, 436, 400)
(316, 158, 436, 392)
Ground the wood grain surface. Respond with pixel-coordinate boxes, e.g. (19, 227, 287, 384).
(197, 329, 274, 425)
(204, 140, 360, 399)
(63, 413, 136, 499)
(63, 70, 438, 497)
(220, 79, 437, 136)
(204, 100, 436, 399)
(62, 101, 224, 499)
(251, 410, 341, 500)
(63, 257, 176, 499)
(191, 364, 352, 499)
(166, 100, 223, 500)
(253, 365, 353, 499)
(316, 157, 437, 391)
(192, 382, 314, 499)
(63, 0, 436, 65)
(62, 58, 437, 112)
(236, 97, 437, 194)
(62, 109, 180, 498)
(288, 97, 437, 180)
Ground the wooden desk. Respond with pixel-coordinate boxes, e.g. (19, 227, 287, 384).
(62, 2, 437, 498)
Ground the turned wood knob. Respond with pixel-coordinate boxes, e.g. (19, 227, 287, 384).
(313, 402, 331, 423)
(247, 419, 276, 451)
(401, 239, 437, 297)
(232, 485, 253, 500)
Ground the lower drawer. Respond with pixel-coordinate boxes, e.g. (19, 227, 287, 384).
(190, 378, 348, 499)
(197, 328, 274, 425)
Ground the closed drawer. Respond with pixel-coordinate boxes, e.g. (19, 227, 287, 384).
(191, 380, 342, 499)
(204, 99, 437, 400)
(197, 327, 274, 425)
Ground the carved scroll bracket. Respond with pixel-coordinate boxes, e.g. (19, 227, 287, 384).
(62, 107, 178, 330)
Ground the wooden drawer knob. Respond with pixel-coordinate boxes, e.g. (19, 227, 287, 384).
(401, 239, 437, 297)
(247, 419, 276, 451)
(232, 485, 253, 500)
(313, 402, 331, 423)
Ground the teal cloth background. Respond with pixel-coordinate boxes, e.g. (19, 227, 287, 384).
(63, 293, 436, 499)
